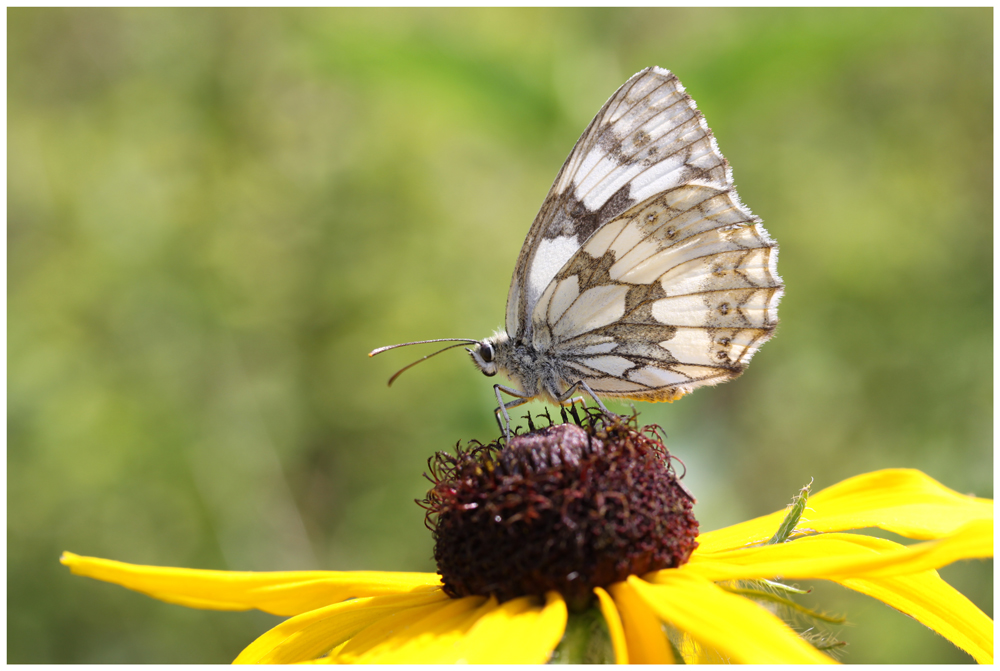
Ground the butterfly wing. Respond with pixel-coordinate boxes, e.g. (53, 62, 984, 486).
(506, 66, 738, 340)
(524, 69, 783, 401)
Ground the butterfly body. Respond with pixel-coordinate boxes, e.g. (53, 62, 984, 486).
(473, 330, 574, 406)
(373, 67, 782, 436)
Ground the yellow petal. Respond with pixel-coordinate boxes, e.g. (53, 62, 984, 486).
(339, 591, 567, 664)
(234, 590, 451, 664)
(593, 586, 628, 664)
(446, 591, 567, 664)
(680, 521, 992, 582)
(628, 574, 834, 664)
(834, 572, 992, 663)
(669, 524, 994, 660)
(673, 630, 738, 664)
(608, 580, 674, 663)
(334, 595, 492, 663)
(697, 469, 992, 553)
(297, 640, 349, 663)
(60, 552, 441, 616)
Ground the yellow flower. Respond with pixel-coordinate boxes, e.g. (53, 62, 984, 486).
(62, 468, 992, 664)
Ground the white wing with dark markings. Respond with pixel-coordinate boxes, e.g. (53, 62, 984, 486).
(512, 66, 782, 403)
(506, 67, 745, 341)
(372, 67, 782, 436)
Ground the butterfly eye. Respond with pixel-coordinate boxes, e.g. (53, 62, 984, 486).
(479, 343, 495, 363)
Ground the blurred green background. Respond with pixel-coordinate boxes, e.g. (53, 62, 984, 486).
(8, 7, 992, 663)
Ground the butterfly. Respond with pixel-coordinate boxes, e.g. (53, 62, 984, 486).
(371, 67, 783, 439)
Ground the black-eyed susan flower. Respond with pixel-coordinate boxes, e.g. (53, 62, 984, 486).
(62, 416, 993, 664)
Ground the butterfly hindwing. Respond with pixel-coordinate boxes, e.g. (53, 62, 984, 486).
(506, 66, 734, 340)
(528, 138, 782, 401)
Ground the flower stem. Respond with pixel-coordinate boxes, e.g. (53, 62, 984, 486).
(549, 606, 615, 664)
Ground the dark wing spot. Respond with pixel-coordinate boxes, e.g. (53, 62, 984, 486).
(624, 282, 668, 315)
(631, 130, 651, 150)
(556, 249, 616, 292)
(641, 145, 661, 167)
(597, 125, 629, 166)
(546, 185, 635, 245)
(598, 185, 635, 226)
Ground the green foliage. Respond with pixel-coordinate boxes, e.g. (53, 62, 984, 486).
(768, 480, 811, 545)
(8, 7, 991, 663)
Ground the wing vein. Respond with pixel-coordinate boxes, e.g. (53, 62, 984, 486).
(572, 114, 715, 208)
(571, 99, 693, 202)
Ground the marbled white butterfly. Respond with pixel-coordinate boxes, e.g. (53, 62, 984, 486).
(371, 67, 783, 438)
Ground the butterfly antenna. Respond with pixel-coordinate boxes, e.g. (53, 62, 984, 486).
(369, 339, 479, 387)
(368, 338, 478, 357)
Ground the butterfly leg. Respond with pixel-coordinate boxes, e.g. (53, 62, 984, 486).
(578, 381, 613, 415)
(553, 381, 614, 416)
(493, 384, 532, 442)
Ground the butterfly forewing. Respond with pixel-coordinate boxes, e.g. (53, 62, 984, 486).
(521, 67, 782, 402)
(506, 67, 735, 340)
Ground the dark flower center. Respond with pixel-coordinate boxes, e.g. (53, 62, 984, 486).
(421, 413, 699, 610)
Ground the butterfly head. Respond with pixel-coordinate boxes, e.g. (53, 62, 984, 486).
(467, 332, 509, 378)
